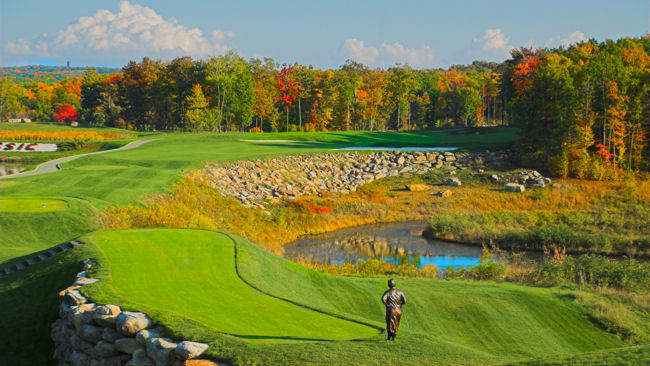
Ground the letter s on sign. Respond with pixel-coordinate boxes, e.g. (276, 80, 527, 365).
(3, 143, 16, 151)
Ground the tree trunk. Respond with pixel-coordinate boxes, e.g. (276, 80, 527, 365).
(286, 107, 289, 132)
(347, 100, 350, 131)
(408, 102, 411, 131)
(397, 103, 400, 131)
(298, 97, 302, 131)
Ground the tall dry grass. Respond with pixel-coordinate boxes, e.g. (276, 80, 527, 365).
(0, 131, 132, 141)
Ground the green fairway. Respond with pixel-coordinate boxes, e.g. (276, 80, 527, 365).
(0, 198, 67, 212)
(86, 229, 378, 342)
(0, 128, 518, 205)
(0, 129, 517, 265)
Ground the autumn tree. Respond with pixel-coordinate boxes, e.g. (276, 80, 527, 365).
(274, 64, 299, 131)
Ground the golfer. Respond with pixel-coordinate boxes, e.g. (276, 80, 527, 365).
(381, 278, 406, 341)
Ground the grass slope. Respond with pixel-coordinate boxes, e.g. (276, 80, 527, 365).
(85, 228, 376, 342)
(234, 233, 623, 358)
(0, 244, 96, 366)
(75, 228, 624, 365)
(0, 196, 99, 265)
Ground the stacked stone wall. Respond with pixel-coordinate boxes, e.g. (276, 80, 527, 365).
(51, 259, 217, 366)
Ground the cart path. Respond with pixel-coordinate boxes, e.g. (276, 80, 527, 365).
(0, 139, 155, 180)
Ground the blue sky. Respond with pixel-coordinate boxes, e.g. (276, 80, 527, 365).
(2, 0, 647, 68)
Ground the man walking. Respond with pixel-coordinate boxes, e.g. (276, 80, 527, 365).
(381, 278, 406, 341)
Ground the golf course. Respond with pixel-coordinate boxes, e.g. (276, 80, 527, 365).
(1, 123, 648, 365)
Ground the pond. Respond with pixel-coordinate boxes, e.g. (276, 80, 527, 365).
(333, 147, 458, 152)
(0, 163, 27, 176)
(284, 221, 489, 269)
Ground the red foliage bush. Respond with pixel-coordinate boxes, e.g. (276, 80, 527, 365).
(53, 104, 79, 122)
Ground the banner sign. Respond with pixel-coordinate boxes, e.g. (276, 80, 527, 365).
(1, 142, 58, 152)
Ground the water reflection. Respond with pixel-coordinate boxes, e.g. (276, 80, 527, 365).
(284, 221, 487, 269)
(0, 163, 27, 176)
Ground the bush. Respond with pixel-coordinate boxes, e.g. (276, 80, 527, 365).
(529, 255, 650, 292)
(470, 261, 505, 280)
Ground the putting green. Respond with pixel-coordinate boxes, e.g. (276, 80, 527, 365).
(0, 198, 68, 212)
(88, 229, 378, 342)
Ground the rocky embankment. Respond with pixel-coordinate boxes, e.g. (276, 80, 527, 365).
(52, 259, 219, 366)
(205, 151, 511, 207)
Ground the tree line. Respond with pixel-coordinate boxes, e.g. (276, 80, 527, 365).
(1, 36, 648, 176)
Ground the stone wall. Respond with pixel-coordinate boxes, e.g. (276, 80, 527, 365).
(51, 259, 217, 366)
(204, 150, 512, 207)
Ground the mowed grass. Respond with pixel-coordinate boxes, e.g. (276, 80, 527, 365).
(75, 228, 625, 365)
(0, 127, 519, 205)
(234, 233, 623, 358)
(0, 129, 518, 266)
(0, 196, 99, 265)
(0, 198, 67, 212)
(85, 229, 377, 342)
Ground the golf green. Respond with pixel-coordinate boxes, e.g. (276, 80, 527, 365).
(88, 228, 378, 342)
(0, 198, 68, 212)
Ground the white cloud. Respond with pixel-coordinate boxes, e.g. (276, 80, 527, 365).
(3, 0, 233, 64)
(342, 39, 434, 68)
(476, 29, 513, 56)
(544, 31, 587, 48)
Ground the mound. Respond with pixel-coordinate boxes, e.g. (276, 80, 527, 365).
(86, 228, 378, 342)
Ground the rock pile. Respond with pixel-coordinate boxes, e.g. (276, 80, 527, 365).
(51, 259, 215, 366)
(489, 170, 552, 192)
(205, 151, 510, 206)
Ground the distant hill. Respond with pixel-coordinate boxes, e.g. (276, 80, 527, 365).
(0, 65, 121, 83)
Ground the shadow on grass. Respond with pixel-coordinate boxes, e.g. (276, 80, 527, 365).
(225, 333, 346, 342)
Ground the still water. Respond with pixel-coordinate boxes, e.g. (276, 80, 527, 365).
(284, 221, 487, 269)
(0, 163, 27, 176)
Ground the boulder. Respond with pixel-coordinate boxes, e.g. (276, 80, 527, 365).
(94, 304, 121, 327)
(90, 355, 131, 366)
(86, 340, 117, 359)
(77, 324, 104, 343)
(60, 288, 87, 307)
(136, 329, 161, 346)
(183, 361, 220, 366)
(101, 327, 121, 343)
(74, 277, 100, 286)
(405, 184, 429, 192)
(125, 348, 154, 366)
(444, 177, 462, 187)
(505, 183, 526, 193)
(51, 318, 75, 344)
(70, 334, 95, 351)
(146, 337, 177, 366)
(115, 337, 144, 354)
(436, 190, 452, 198)
(174, 341, 209, 360)
(71, 303, 97, 328)
(69, 350, 90, 366)
(116, 312, 152, 336)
